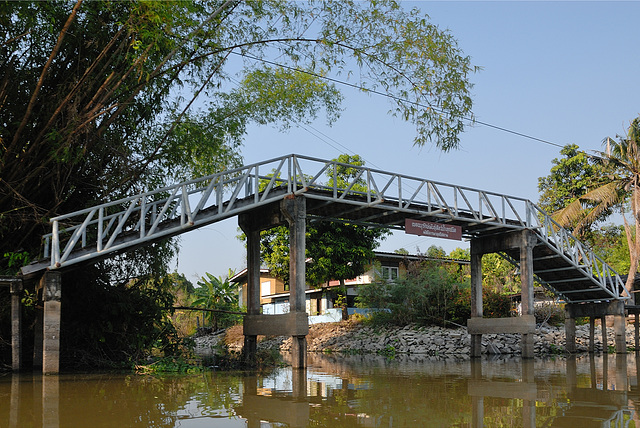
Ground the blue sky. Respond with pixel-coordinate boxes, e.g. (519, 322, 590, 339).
(174, 1, 640, 283)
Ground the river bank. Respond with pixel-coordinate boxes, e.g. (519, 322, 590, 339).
(193, 318, 639, 358)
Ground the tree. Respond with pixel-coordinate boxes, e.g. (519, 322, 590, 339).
(554, 117, 640, 294)
(537, 144, 608, 240)
(1, 1, 476, 366)
(257, 155, 389, 318)
(1, 1, 477, 268)
(192, 270, 240, 331)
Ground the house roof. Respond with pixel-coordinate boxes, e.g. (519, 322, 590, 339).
(228, 251, 469, 284)
(229, 268, 271, 284)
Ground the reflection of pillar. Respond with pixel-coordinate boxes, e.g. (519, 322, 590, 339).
(521, 359, 535, 428)
(522, 359, 534, 383)
(470, 359, 483, 428)
(282, 196, 307, 369)
(471, 395, 484, 428)
(615, 353, 628, 391)
(42, 272, 62, 375)
(9, 279, 23, 371)
(564, 309, 576, 353)
(519, 233, 535, 358)
(522, 400, 535, 428)
(9, 375, 20, 428)
(566, 355, 577, 389)
(42, 374, 59, 428)
(242, 376, 260, 428)
(470, 240, 482, 358)
(292, 368, 307, 400)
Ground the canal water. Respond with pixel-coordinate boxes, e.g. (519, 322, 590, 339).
(2, 353, 639, 427)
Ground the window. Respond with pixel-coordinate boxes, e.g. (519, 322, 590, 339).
(261, 280, 272, 297)
(381, 266, 399, 281)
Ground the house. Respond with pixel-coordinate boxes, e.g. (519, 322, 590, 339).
(230, 251, 469, 320)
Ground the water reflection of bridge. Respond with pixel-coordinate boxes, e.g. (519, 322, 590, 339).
(232, 354, 640, 428)
(469, 355, 635, 427)
(6, 354, 640, 427)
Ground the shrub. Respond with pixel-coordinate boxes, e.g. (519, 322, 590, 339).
(482, 289, 512, 319)
(534, 302, 565, 326)
(357, 261, 512, 327)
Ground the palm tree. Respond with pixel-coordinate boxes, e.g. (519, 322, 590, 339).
(554, 117, 640, 295)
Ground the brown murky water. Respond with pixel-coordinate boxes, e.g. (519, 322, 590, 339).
(2, 353, 639, 427)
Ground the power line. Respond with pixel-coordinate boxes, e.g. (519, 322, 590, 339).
(231, 51, 566, 150)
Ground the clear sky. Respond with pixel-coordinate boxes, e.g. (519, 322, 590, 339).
(174, 1, 640, 283)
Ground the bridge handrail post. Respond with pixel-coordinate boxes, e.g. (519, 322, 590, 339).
(287, 155, 293, 193)
(51, 220, 60, 268)
(97, 207, 104, 252)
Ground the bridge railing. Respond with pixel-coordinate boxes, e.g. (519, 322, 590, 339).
(527, 203, 627, 300)
(39, 154, 625, 297)
(43, 155, 298, 268)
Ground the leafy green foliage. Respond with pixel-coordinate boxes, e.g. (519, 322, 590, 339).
(61, 265, 180, 369)
(256, 155, 389, 287)
(192, 270, 241, 330)
(481, 253, 520, 294)
(1, 1, 477, 368)
(548, 117, 640, 293)
(306, 221, 388, 286)
(357, 260, 511, 327)
(537, 144, 609, 240)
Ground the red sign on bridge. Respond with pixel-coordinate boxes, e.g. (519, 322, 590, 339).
(405, 219, 462, 241)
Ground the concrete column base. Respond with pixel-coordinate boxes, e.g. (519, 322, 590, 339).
(9, 279, 23, 371)
(291, 336, 307, 369)
(521, 333, 534, 359)
(42, 272, 62, 375)
(470, 334, 482, 358)
(614, 313, 627, 354)
(564, 313, 576, 353)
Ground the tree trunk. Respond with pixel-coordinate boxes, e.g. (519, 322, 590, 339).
(340, 279, 348, 321)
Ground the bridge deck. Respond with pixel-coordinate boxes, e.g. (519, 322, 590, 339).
(20, 154, 627, 304)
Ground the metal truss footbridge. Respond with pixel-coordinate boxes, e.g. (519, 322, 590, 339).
(22, 154, 627, 304)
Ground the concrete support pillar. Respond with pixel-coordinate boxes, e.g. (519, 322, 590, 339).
(9, 279, 23, 371)
(282, 195, 307, 369)
(589, 317, 595, 353)
(519, 232, 535, 358)
(33, 302, 43, 368)
(601, 316, 607, 352)
(635, 313, 639, 351)
(469, 240, 483, 358)
(565, 308, 576, 353)
(41, 271, 62, 375)
(613, 301, 626, 354)
(282, 196, 306, 313)
(241, 226, 260, 363)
